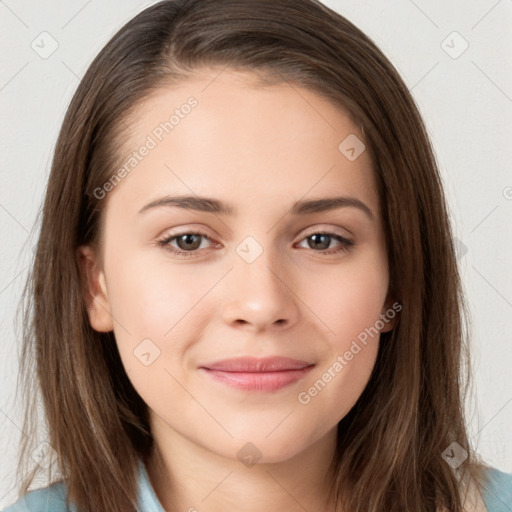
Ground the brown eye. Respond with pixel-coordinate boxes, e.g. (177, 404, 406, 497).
(297, 232, 355, 255)
(157, 231, 214, 258)
(174, 233, 203, 251)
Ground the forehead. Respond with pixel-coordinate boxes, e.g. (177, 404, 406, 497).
(107, 67, 379, 220)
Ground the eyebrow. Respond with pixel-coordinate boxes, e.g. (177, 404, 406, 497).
(137, 194, 374, 220)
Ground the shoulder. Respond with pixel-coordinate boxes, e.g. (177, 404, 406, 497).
(481, 467, 512, 512)
(2, 457, 153, 512)
(0, 480, 78, 512)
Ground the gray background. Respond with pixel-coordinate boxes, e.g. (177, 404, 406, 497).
(1, 0, 511, 505)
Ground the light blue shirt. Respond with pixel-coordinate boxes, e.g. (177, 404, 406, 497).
(1, 458, 164, 512)
(2, 458, 511, 511)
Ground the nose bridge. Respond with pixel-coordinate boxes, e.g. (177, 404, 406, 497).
(233, 232, 288, 296)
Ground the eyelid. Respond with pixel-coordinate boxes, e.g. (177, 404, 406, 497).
(300, 224, 352, 239)
(155, 228, 218, 253)
(157, 224, 216, 239)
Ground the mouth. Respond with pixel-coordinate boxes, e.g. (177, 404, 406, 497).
(198, 356, 315, 392)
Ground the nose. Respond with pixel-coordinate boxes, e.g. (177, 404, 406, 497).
(221, 246, 300, 333)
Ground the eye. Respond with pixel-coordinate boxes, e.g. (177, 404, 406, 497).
(157, 229, 355, 258)
(157, 231, 215, 258)
(295, 232, 355, 255)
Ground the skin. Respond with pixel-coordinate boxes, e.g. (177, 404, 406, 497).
(78, 66, 398, 512)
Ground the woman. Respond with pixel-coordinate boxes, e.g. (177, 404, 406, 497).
(4, 0, 512, 510)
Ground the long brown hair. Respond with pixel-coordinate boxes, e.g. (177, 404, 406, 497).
(14, 0, 492, 510)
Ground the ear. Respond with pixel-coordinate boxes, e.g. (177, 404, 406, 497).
(379, 292, 399, 333)
(76, 245, 114, 332)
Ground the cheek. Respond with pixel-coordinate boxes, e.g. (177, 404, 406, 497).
(107, 257, 214, 338)
(294, 254, 387, 408)
(107, 261, 210, 398)
(300, 256, 389, 347)
(297, 271, 384, 425)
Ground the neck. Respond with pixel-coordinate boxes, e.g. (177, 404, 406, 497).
(145, 421, 340, 512)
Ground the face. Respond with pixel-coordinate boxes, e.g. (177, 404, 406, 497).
(79, 66, 396, 465)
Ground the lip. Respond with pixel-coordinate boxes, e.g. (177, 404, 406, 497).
(200, 356, 313, 372)
(199, 356, 315, 392)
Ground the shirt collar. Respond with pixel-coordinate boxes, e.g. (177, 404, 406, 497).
(136, 456, 166, 512)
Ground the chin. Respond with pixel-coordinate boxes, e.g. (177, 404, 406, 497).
(219, 433, 310, 466)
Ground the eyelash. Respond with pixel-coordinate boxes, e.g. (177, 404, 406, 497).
(156, 230, 355, 258)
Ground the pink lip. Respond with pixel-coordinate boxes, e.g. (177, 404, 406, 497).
(199, 356, 315, 392)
